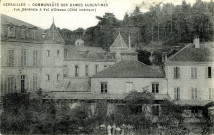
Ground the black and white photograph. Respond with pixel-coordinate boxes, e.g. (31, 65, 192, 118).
(0, 0, 214, 134)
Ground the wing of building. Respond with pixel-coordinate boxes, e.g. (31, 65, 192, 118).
(165, 40, 214, 106)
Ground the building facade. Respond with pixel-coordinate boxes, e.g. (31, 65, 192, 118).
(1, 14, 214, 119)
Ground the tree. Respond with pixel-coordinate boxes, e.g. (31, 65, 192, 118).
(158, 100, 184, 126)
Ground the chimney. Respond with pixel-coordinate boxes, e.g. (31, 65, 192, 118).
(193, 38, 200, 48)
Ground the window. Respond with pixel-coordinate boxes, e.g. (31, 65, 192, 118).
(63, 65, 68, 77)
(85, 65, 89, 76)
(209, 88, 214, 99)
(101, 82, 107, 93)
(174, 67, 180, 79)
(95, 65, 98, 73)
(75, 65, 79, 77)
(47, 50, 50, 57)
(57, 74, 60, 81)
(152, 105, 160, 116)
(126, 82, 133, 92)
(57, 50, 60, 57)
(21, 49, 27, 66)
(47, 75, 50, 81)
(8, 50, 14, 67)
(191, 88, 197, 100)
(208, 67, 212, 78)
(33, 50, 38, 66)
(174, 87, 180, 100)
(152, 83, 159, 93)
(8, 76, 16, 93)
(33, 76, 38, 91)
(191, 67, 197, 79)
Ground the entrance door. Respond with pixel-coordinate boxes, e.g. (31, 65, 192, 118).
(21, 75, 25, 93)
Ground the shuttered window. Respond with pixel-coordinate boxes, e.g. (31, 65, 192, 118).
(33, 50, 38, 66)
(21, 49, 27, 66)
(8, 76, 16, 93)
(191, 88, 198, 100)
(174, 87, 180, 100)
(8, 50, 14, 67)
(174, 67, 180, 79)
(191, 67, 197, 79)
(33, 75, 38, 91)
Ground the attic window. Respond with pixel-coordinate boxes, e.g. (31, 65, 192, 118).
(20, 29, 25, 39)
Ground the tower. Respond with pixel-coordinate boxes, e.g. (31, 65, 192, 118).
(41, 18, 65, 91)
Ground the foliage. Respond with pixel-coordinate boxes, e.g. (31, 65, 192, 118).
(201, 102, 214, 134)
(59, 1, 214, 50)
(158, 100, 184, 126)
(0, 91, 95, 134)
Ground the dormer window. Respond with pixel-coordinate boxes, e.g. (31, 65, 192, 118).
(20, 29, 25, 39)
(7, 27, 13, 37)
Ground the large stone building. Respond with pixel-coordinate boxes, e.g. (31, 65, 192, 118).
(1, 14, 214, 119)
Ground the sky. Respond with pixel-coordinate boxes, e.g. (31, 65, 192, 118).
(1, 0, 211, 30)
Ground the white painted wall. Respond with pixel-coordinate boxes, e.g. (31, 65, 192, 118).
(165, 64, 214, 100)
(91, 78, 167, 94)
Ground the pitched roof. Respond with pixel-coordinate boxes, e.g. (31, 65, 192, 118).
(167, 42, 214, 63)
(65, 45, 115, 61)
(1, 14, 37, 28)
(43, 22, 65, 44)
(92, 60, 165, 78)
(110, 32, 128, 49)
(1, 14, 43, 42)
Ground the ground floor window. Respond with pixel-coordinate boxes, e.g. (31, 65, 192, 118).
(174, 87, 180, 100)
(209, 88, 214, 99)
(33, 75, 38, 91)
(8, 76, 16, 93)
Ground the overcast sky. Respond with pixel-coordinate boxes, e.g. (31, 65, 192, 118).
(1, 0, 211, 30)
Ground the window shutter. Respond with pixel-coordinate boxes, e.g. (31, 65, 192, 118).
(209, 88, 211, 99)
(212, 67, 214, 78)
(191, 67, 193, 78)
(174, 88, 177, 99)
(13, 50, 15, 66)
(178, 67, 180, 78)
(205, 67, 208, 78)
(191, 88, 194, 99)
(174, 67, 176, 78)
(105, 84, 107, 93)
(195, 88, 197, 99)
(178, 87, 180, 99)
(37, 75, 40, 89)
(212, 88, 214, 99)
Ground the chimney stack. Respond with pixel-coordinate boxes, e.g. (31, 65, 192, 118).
(193, 38, 200, 48)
